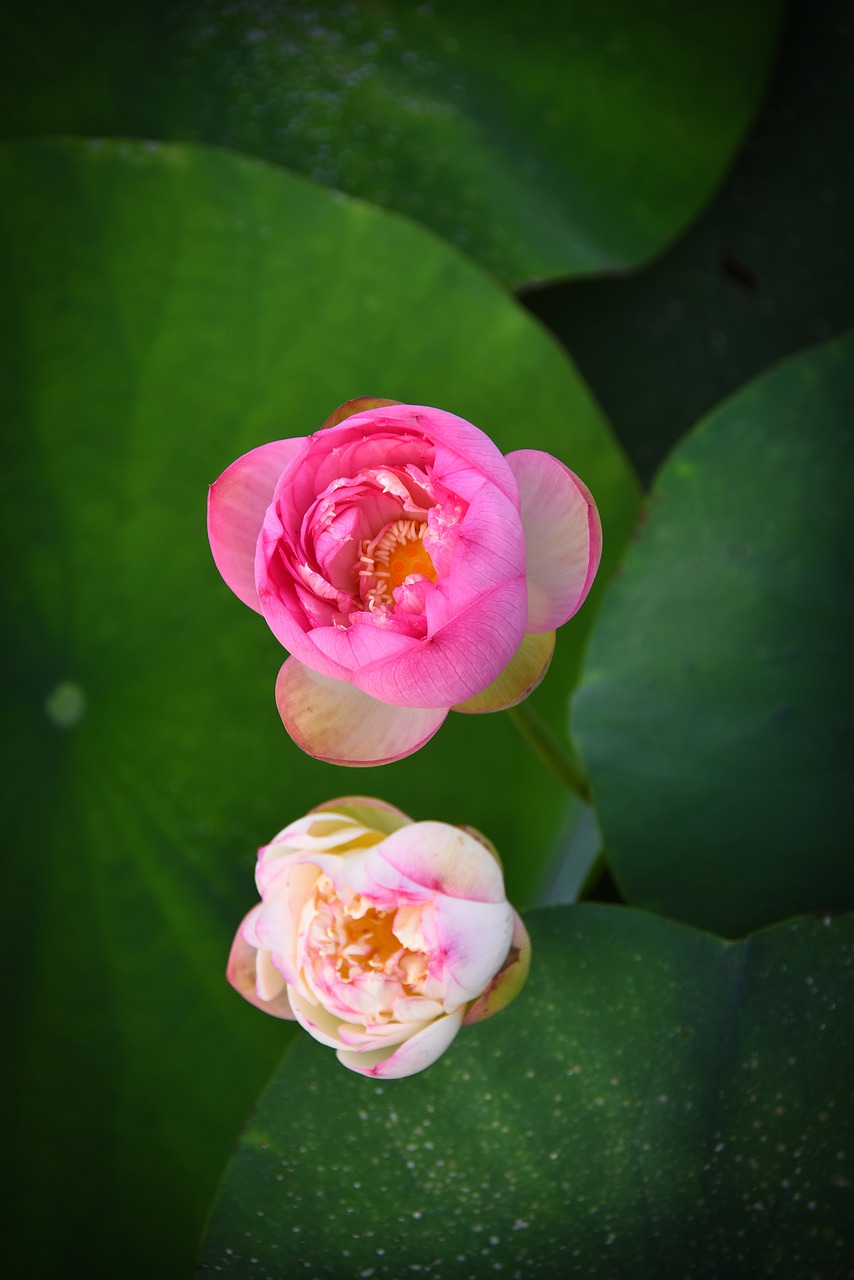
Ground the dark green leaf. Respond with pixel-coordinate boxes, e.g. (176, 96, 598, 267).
(0, 0, 784, 285)
(573, 334, 854, 936)
(0, 137, 636, 1277)
(523, 0, 854, 483)
(200, 905, 854, 1279)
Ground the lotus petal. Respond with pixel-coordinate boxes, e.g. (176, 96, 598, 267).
(276, 659, 447, 765)
(507, 449, 602, 631)
(453, 630, 555, 713)
(226, 908, 294, 1020)
(336, 1008, 465, 1078)
(464, 910, 532, 1024)
(208, 437, 305, 611)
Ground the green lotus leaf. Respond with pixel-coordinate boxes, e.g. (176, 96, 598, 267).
(573, 333, 854, 935)
(0, 0, 784, 284)
(199, 905, 854, 1278)
(0, 136, 636, 1277)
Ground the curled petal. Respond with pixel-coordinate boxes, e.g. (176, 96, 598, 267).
(367, 822, 509, 904)
(463, 910, 531, 1025)
(263, 821, 369, 859)
(208, 438, 306, 612)
(276, 658, 447, 765)
(337, 1019, 423, 1050)
(392, 995, 445, 1024)
(309, 796, 414, 836)
(336, 1008, 466, 1078)
(287, 986, 352, 1050)
(453, 630, 555, 714)
(226, 907, 295, 1020)
(333, 403, 520, 507)
(506, 449, 602, 632)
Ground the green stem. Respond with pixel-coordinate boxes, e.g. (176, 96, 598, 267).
(506, 701, 591, 804)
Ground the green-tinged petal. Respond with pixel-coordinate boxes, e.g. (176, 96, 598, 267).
(309, 796, 414, 836)
(319, 396, 402, 429)
(453, 631, 555, 714)
(463, 909, 531, 1025)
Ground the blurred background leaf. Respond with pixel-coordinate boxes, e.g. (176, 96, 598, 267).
(0, 136, 635, 1278)
(573, 333, 854, 936)
(200, 905, 854, 1279)
(0, 0, 783, 285)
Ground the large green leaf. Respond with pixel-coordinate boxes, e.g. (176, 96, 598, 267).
(0, 0, 784, 285)
(0, 137, 636, 1277)
(573, 335, 854, 936)
(199, 905, 854, 1278)
(523, 0, 854, 484)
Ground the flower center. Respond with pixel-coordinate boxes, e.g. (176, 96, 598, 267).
(359, 518, 437, 611)
(306, 874, 429, 994)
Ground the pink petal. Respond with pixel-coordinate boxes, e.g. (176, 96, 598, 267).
(208, 438, 306, 612)
(506, 450, 602, 632)
(367, 822, 509, 904)
(305, 615, 421, 678)
(453, 630, 555, 713)
(355, 577, 528, 707)
(272, 506, 528, 704)
(253, 863, 321, 991)
(226, 907, 295, 1020)
(276, 658, 448, 765)
(416, 478, 528, 642)
(336, 1008, 465, 1078)
(256, 849, 318, 901)
(464, 909, 531, 1024)
(328, 404, 520, 507)
(432, 897, 514, 1009)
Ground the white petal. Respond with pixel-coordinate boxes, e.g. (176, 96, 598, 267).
(288, 986, 350, 1050)
(336, 1009, 465, 1078)
(434, 897, 514, 1009)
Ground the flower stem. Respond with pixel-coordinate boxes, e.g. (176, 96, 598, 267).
(506, 702, 591, 803)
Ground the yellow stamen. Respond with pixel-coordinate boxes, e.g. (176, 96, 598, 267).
(308, 875, 428, 992)
(360, 518, 437, 609)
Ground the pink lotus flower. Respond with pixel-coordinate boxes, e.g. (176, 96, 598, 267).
(227, 797, 531, 1078)
(208, 398, 601, 765)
